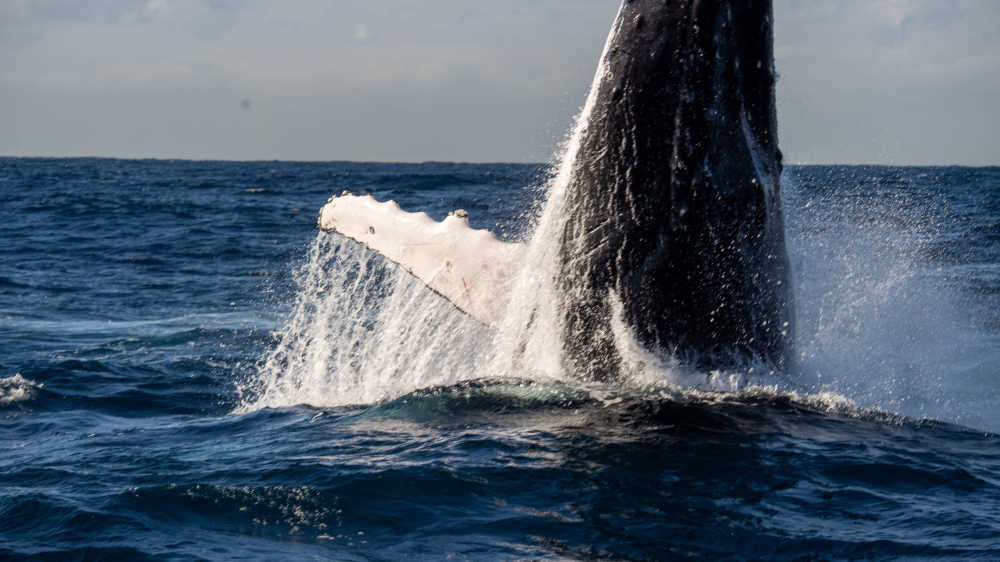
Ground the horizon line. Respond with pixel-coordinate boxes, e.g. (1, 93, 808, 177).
(1, 154, 998, 169)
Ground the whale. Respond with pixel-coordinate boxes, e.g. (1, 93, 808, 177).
(556, 0, 793, 378)
(319, 0, 794, 381)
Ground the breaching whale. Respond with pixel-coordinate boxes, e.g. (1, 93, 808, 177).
(319, 0, 793, 380)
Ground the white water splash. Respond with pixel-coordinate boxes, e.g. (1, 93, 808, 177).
(236, 237, 489, 411)
(485, 4, 625, 382)
(0, 374, 41, 405)
(783, 174, 998, 430)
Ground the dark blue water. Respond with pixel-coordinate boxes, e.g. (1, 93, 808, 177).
(2, 157, 998, 560)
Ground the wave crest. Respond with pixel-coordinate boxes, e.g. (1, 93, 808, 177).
(0, 374, 42, 405)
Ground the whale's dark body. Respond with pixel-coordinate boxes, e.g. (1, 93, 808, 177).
(320, 0, 794, 380)
(557, 0, 793, 379)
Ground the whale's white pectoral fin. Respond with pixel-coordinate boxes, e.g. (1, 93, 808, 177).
(318, 194, 524, 326)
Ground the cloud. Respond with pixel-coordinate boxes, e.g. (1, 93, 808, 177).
(0, 0, 996, 164)
(0, 0, 617, 161)
(774, 0, 1000, 164)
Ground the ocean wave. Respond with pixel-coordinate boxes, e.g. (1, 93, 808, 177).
(0, 374, 41, 405)
(321, 375, 922, 435)
(119, 483, 340, 538)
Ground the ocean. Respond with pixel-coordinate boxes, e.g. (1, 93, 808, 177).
(1, 157, 998, 559)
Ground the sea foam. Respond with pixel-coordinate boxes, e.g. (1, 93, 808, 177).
(0, 374, 41, 405)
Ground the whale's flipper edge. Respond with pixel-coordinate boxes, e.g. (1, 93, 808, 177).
(318, 194, 523, 327)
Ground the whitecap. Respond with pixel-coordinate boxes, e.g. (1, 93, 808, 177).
(0, 374, 42, 405)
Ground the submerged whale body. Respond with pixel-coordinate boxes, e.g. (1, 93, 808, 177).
(319, 0, 793, 380)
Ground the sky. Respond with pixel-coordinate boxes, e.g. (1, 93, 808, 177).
(1, 0, 997, 165)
